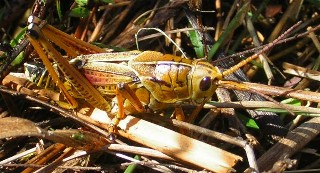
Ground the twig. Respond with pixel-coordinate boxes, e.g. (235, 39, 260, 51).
(0, 87, 242, 172)
(248, 117, 320, 172)
(204, 101, 320, 114)
(283, 62, 320, 81)
(219, 80, 320, 103)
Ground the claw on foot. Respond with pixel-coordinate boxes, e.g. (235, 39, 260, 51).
(109, 117, 121, 133)
(108, 133, 117, 142)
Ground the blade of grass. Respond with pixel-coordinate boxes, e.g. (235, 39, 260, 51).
(208, 2, 249, 61)
(124, 155, 141, 173)
(55, 0, 63, 21)
(238, 113, 260, 130)
(188, 25, 205, 58)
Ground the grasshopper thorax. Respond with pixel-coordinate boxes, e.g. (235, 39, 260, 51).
(189, 61, 222, 104)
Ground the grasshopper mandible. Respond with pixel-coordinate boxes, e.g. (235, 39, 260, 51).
(25, 15, 286, 131)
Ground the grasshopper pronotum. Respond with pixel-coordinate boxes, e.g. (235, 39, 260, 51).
(25, 15, 291, 132)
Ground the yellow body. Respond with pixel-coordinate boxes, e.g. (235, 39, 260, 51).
(25, 15, 286, 130)
(26, 16, 227, 124)
(74, 51, 222, 114)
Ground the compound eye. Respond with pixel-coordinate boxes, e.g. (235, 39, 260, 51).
(199, 76, 212, 91)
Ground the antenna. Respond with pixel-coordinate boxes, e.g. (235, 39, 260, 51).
(222, 21, 302, 77)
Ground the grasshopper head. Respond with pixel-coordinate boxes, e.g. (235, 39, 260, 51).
(190, 61, 222, 104)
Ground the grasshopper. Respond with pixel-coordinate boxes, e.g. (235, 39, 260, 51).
(25, 15, 288, 131)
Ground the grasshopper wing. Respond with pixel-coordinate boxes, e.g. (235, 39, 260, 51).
(80, 62, 139, 96)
